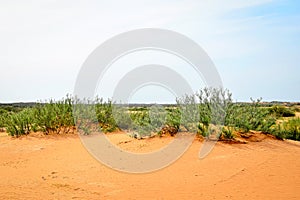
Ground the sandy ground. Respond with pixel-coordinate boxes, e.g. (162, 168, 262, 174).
(0, 132, 299, 200)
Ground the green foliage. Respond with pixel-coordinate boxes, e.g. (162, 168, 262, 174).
(33, 97, 75, 134)
(0, 108, 8, 115)
(130, 109, 154, 137)
(226, 98, 276, 133)
(273, 118, 300, 140)
(6, 109, 33, 137)
(198, 88, 232, 137)
(95, 98, 117, 133)
(149, 106, 166, 129)
(1, 90, 299, 142)
(113, 105, 132, 130)
(269, 105, 295, 117)
(197, 87, 232, 126)
(4, 96, 75, 136)
(176, 94, 199, 133)
(0, 108, 8, 128)
(0, 105, 23, 113)
(221, 126, 235, 139)
(176, 87, 232, 137)
(291, 106, 300, 113)
(198, 123, 209, 137)
(165, 107, 181, 131)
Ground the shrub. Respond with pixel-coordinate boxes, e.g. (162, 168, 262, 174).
(269, 105, 295, 117)
(175, 87, 232, 137)
(113, 105, 132, 130)
(0, 108, 8, 128)
(95, 98, 118, 133)
(197, 87, 232, 137)
(165, 107, 181, 131)
(221, 126, 235, 139)
(6, 108, 33, 137)
(176, 94, 199, 133)
(226, 98, 276, 133)
(33, 97, 75, 134)
(4, 96, 75, 136)
(130, 110, 152, 137)
(291, 106, 300, 113)
(272, 118, 300, 140)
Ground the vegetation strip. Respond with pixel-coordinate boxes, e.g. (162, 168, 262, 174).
(0, 88, 299, 141)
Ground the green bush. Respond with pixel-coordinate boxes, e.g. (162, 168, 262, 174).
(273, 118, 300, 140)
(165, 107, 181, 131)
(176, 87, 232, 137)
(221, 126, 235, 139)
(0, 108, 9, 128)
(176, 94, 199, 132)
(95, 98, 118, 133)
(0, 105, 23, 113)
(4, 96, 75, 136)
(33, 97, 75, 134)
(226, 99, 276, 133)
(6, 109, 33, 137)
(130, 110, 152, 137)
(113, 105, 132, 130)
(269, 105, 295, 117)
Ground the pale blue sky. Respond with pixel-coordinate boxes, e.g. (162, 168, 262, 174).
(0, 0, 299, 103)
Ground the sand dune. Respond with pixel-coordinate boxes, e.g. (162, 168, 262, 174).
(0, 132, 299, 200)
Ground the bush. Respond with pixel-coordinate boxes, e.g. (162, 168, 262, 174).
(175, 87, 232, 137)
(226, 98, 276, 133)
(272, 118, 300, 140)
(6, 109, 33, 137)
(33, 97, 75, 134)
(176, 94, 199, 133)
(95, 98, 118, 132)
(291, 106, 300, 113)
(0, 108, 9, 128)
(4, 96, 75, 136)
(221, 126, 235, 139)
(130, 110, 152, 137)
(165, 107, 181, 131)
(269, 105, 295, 117)
(113, 105, 132, 130)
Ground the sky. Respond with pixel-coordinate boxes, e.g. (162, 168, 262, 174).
(0, 0, 299, 103)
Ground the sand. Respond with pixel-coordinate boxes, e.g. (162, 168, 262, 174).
(0, 131, 299, 200)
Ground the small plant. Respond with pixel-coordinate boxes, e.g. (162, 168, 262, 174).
(221, 126, 235, 139)
(130, 110, 152, 137)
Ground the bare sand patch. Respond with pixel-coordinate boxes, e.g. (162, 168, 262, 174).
(0, 132, 299, 199)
